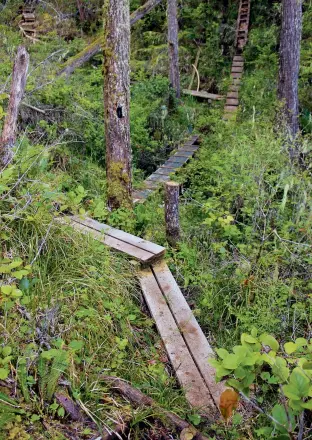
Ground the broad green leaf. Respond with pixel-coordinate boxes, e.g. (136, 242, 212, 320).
(241, 333, 258, 344)
(272, 357, 289, 382)
(302, 361, 312, 370)
(233, 345, 249, 357)
(11, 270, 29, 280)
(222, 354, 240, 370)
(289, 368, 309, 397)
(9, 259, 23, 269)
(284, 342, 298, 355)
(41, 349, 61, 360)
(234, 366, 247, 379)
(1, 285, 12, 295)
(68, 340, 84, 351)
(272, 404, 295, 434)
(2, 346, 12, 357)
(295, 338, 308, 347)
(260, 334, 279, 351)
(302, 399, 312, 409)
(282, 384, 301, 400)
(216, 348, 229, 359)
(0, 368, 9, 380)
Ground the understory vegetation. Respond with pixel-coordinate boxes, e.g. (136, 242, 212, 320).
(1, 0, 312, 439)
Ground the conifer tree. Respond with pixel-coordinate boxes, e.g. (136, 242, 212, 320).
(167, 0, 180, 98)
(278, 0, 303, 139)
(103, 0, 132, 210)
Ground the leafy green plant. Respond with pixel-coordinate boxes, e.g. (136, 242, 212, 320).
(211, 330, 312, 438)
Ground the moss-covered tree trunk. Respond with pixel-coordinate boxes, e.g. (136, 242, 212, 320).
(167, 0, 180, 98)
(103, 0, 132, 210)
(278, 0, 302, 139)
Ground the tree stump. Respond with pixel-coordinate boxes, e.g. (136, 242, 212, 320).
(165, 181, 180, 247)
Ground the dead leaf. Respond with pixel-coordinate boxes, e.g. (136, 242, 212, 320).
(219, 388, 239, 421)
(180, 426, 197, 440)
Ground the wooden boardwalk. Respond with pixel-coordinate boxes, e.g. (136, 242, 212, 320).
(61, 215, 224, 418)
(224, 0, 251, 120)
(132, 135, 200, 203)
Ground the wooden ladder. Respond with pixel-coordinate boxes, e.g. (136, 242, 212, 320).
(19, 3, 38, 40)
(58, 215, 225, 419)
(224, 0, 251, 120)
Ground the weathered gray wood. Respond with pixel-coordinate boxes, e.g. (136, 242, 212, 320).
(71, 216, 165, 256)
(165, 181, 180, 247)
(183, 89, 224, 100)
(61, 218, 161, 263)
(0, 46, 29, 167)
(173, 150, 194, 158)
(152, 261, 225, 409)
(226, 98, 239, 106)
(146, 174, 171, 182)
(138, 267, 216, 413)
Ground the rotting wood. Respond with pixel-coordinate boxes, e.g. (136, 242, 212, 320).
(138, 267, 218, 415)
(152, 261, 225, 408)
(100, 376, 212, 438)
(183, 89, 224, 100)
(165, 181, 180, 247)
(58, 0, 164, 76)
(0, 46, 29, 167)
(188, 46, 202, 90)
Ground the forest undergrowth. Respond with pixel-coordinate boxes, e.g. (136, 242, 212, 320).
(1, 0, 312, 438)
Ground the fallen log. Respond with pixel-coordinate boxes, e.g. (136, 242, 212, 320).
(0, 46, 29, 167)
(58, 0, 164, 77)
(100, 376, 211, 440)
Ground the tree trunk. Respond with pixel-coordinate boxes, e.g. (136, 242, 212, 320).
(0, 46, 29, 168)
(103, 0, 132, 210)
(165, 181, 180, 247)
(76, 0, 86, 22)
(58, 0, 163, 77)
(278, 0, 302, 139)
(167, 0, 180, 98)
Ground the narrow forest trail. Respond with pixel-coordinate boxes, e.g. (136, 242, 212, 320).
(58, 0, 251, 420)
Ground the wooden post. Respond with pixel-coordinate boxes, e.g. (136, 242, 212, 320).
(165, 181, 180, 246)
(0, 46, 29, 168)
(167, 0, 180, 98)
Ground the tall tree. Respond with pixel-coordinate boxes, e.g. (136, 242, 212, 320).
(0, 46, 29, 168)
(103, 0, 132, 210)
(167, 0, 180, 98)
(278, 0, 303, 139)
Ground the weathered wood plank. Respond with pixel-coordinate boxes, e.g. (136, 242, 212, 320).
(154, 167, 176, 176)
(71, 216, 165, 256)
(60, 219, 158, 263)
(183, 89, 224, 100)
(152, 261, 225, 408)
(173, 150, 195, 158)
(146, 174, 171, 182)
(226, 98, 239, 106)
(138, 267, 218, 414)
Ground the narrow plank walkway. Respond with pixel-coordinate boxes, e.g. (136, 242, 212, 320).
(132, 135, 200, 203)
(224, 0, 251, 120)
(61, 215, 224, 418)
(61, 216, 166, 264)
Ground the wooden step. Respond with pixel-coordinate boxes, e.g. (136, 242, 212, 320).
(227, 92, 239, 99)
(229, 85, 240, 92)
(146, 173, 171, 182)
(226, 98, 239, 106)
(132, 189, 154, 203)
(232, 78, 241, 85)
(66, 216, 166, 264)
(173, 150, 195, 158)
(233, 55, 244, 62)
(231, 66, 244, 73)
(224, 105, 238, 112)
(153, 167, 176, 176)
(231, 71, 243, 79)
(232, 61, 244, 67)
(139, 266, 220, 415)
